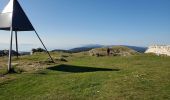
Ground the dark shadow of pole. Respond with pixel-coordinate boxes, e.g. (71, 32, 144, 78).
(47, 64, 120, 73)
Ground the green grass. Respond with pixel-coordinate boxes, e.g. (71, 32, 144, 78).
(0, 53, 170, 100)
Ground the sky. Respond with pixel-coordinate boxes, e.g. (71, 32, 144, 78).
(0, 0, 170, 51)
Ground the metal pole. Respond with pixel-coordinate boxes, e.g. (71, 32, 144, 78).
(8, 28, 13, 72)
(15, 31, 19, 58)
(34, 30, 55, 63)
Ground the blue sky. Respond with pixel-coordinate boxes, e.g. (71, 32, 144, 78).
(0, 0, 170, 51)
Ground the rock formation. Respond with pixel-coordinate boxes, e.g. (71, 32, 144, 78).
(0, 50, 19, 57)
(145, 45, 170, 56)
(89, 46, 138, 57)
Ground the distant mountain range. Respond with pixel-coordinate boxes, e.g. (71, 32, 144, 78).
(52, 44, 147, 53)
(69, 44, 104, 53)
(124, 45, 147, 53)
(0, 43, 147, 54)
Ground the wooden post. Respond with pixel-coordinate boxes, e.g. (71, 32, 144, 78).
(8, 27, 13, 72)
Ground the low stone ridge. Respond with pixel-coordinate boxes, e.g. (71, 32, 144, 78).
(145, 45, 170, 56)
(0, 50, 19, 57)
(89, 46, 138, 57)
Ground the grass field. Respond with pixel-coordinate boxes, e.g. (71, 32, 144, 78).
(0, 52, 170, 100)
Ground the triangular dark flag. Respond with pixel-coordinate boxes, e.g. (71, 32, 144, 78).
(0, 0, 54, 72)
(0, 0, 34, 31)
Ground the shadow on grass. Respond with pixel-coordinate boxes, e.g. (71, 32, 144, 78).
(47, 64, 120, 73)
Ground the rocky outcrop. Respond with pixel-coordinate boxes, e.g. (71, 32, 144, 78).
(89, 46, 138, 57)
(0, 50, 5, 56)
(0, 50, 19, 57)
(145, 45, 170, 56)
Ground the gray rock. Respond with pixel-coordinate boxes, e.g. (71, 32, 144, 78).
(0, 50, 19, 57)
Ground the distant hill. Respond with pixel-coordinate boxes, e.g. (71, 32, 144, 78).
(51, 44, 147, 53)
(123, 45, 147, 53)
(68, 45, 147, 53)
(69, 44, 104, 53)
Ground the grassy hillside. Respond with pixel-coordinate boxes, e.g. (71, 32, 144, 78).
(0, 52, 170, 100)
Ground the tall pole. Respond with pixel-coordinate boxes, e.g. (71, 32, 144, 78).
(8, 27, 13, 72)
(15, 31, 19, 58)
(34, 30, 55, 63)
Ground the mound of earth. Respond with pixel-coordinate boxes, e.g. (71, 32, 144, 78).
(89, 46, 139, 56)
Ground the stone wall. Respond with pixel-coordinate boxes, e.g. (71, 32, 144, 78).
(145, 45, 170, 56)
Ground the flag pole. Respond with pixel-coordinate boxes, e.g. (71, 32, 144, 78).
(8, 27, 13, 72)
(34, 30, 55, 63)
(15, 31, 19, 58)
